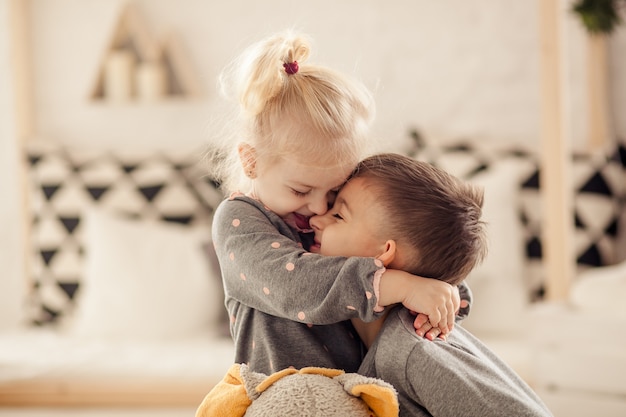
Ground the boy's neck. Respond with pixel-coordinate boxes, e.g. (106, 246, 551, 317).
(351, 309, 391, 350)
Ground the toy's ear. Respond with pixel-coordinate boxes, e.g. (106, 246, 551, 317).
(335, 373, 399, 417)
(241, 364, 298, 400)
(195, 364, 251, 417)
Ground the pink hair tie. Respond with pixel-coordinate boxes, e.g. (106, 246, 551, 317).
(283, 61, 299, 75)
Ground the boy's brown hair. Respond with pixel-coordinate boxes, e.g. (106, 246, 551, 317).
(353, 153, 487, 285)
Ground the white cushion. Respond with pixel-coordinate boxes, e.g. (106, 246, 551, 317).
(570, 260, 626, 319)
(461, 159, 529, 337)
(68, 207, 220, 341)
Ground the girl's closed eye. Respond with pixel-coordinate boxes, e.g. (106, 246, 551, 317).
(332, 213, 344, 221)
(291, 188, 310, 197)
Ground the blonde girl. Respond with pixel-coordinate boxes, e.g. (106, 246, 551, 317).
(211, 31, 464, 375)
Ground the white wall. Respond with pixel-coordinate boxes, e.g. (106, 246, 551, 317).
(0, 0, 26, 329)
(28, 0, 623, 153)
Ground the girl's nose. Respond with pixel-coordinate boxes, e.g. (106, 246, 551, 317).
(308, 197, 329, 216)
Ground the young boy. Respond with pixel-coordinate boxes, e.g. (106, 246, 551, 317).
(309, 153, 553, 417)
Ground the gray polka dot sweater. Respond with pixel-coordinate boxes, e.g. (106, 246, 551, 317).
(212, 195, 385, 374)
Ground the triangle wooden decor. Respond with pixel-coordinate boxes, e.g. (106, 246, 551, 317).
(89, 2, 201, 102)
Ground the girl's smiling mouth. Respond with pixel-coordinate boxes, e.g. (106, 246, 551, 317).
(285, 212, 312, 232)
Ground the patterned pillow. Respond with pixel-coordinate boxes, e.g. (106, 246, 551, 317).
(25, 143, 224, 324)
(408, 130, 626, 300)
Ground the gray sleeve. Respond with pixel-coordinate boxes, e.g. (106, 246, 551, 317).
(401, 339, 553, 417)
(363, 309, 553, 417)
(212, 197, 386, 324)
(456, 281, 472, 322)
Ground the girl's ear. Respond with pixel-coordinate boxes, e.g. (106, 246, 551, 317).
(238, 143, 257, 179)
(377, 240, 397, 267)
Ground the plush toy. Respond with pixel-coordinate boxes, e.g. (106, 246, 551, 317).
(196, 363, 399, 417)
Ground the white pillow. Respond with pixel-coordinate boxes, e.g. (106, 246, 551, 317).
(461, 159, 529, 337)
(571, 261, 626, 319)
(69, 207, 221, 341)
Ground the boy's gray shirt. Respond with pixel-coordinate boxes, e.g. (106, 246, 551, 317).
(359, 305, 553, 417)
(212, 195, 386, 374)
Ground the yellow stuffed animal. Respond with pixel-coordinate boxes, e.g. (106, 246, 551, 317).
(196, 363, 399, 417)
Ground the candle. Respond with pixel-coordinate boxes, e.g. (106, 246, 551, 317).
(135, 61, 167, 102)
(104, 50, 135, 102)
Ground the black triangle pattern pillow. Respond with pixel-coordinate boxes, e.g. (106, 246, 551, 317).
(408, 130, 626, 301)
(26, 144, 224, 325)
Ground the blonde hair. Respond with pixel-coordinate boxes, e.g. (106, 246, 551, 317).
(354, 154, 487, 285)
(210, 30, 375, 194)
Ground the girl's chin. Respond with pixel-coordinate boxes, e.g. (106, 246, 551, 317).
(309, 243, 321, 253)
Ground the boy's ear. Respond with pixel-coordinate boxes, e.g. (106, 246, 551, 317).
(377, 240, 397, 267)
(238, 143, 257, 179)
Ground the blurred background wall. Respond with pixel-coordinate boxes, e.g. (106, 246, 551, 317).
(1, 0, 625, 328)
(24, 0, 626, 150)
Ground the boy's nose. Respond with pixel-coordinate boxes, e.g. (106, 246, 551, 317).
(309, 214, 328, 231)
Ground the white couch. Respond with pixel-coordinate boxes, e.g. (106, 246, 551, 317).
(0, 144, 234, 407)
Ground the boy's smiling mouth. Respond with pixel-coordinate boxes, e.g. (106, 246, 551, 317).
(310, 239, 321, 253)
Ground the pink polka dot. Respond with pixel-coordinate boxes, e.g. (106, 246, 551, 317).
(460, 300, 470, 308)
(286, 262, 295, 271)
(303, 252, 312, 256)
(230, 315, 236, 323)
(252, 340, 256, 349)
(297, 311, 306, 320)
(347, 305, 356, 311)
(306, 323, 313, 328)
(229, 252, 235, 261)
(374, 259, 383, 267)
(240, 273, 246, 280)
(271, 242, 280, 249)
(232, 219, 241, 227)
(263, 287, 270, 295)
(365, 291, 373, 300)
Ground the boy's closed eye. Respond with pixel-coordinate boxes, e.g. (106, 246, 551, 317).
(332, 213, 344, 221)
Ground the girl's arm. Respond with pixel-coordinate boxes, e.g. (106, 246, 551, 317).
(213, 197, 458, 327)
(213, 197, 383, 324)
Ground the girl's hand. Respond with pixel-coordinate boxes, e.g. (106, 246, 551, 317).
(411, 312, 446, 340)
(377, 270, 460, 336)
(400, 277, 460, 336)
